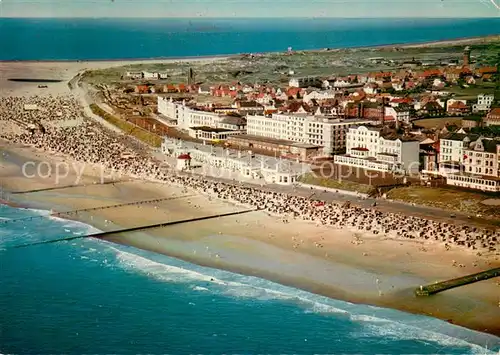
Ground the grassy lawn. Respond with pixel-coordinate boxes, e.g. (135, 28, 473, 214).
(89, 104, 162, 147)
(413, 117, 462, 129)
(448, 83, 496, 99)
(298, 172, 373, 194)
(387, 186, 500, 218)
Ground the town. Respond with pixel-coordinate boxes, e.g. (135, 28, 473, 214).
(79, 44, 500, 200)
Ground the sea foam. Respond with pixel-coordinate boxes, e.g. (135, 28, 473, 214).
(108, 246, 499, 353)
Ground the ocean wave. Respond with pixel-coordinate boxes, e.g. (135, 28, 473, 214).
(107, 246, 499, 353)
(360, 320, 496, 354)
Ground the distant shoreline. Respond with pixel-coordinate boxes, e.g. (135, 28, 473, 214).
(0, 34, 498, 64)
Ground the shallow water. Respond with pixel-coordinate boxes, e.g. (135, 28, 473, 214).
(0, 204, 499, 354)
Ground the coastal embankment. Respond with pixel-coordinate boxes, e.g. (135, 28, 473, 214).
(1, 142, 499, 337)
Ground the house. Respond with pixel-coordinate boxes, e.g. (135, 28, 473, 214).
(164, 84, 177, 93)
(177, 83, 187, 93)
(485, 108, 500, 126)
(465, 76, 476, 85)
(125, 71, 143, 80)
(475, 66, 497, 78)
(143, 71, 159, 80)
(233, 100, 264, 115)
(419, 101, 445, 117)
(432, 78, 445, 88)
(367, 72, 392, 84)
(446, 100, 470, 116)
(472, 94, 494, 113)
(392, 81, 405, 92)
(363, 83, 379, 95)
(198, 85, 211, 94)
(461, 116, 482, 129)
(289, 76, 321, 88)
(135, 85, 150, 94)
(386, 105, 411, 124)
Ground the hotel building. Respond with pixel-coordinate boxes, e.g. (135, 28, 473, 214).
(334, 126, 420, 174)
(246, 113, 370, 156)
(445, 136, 500, 192)
(157, 97, 246, 141)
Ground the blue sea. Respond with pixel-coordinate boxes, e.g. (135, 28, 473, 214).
(1, 204, 499, 353)
(1, 18, 500, 61)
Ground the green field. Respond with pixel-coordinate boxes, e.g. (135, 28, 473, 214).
(387, 186, 500, 219)
(89, 104, 162, 147)
(298, 172, 374, 194)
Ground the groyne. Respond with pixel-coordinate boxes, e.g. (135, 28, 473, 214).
(415, 268, 500, 296)
(9, 180, 129, 194)
(0, 194, 195, 226)
(9, 208, 259, 249)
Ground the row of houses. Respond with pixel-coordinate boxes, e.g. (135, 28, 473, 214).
(125, 71, 169, 80)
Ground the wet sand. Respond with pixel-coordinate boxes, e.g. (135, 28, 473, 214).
(1, 142, 499, 337)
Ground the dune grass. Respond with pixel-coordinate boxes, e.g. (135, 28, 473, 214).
(89, 104, 162, 147)
(298, 172, 373, 194)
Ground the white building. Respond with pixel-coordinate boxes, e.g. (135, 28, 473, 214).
(161, 138, 310, 185)
(125, 71, 143, 79)
(246, 113, 370, 156)
(302, 90, 339, 104)
(334, 125, 420, 174)
(446, 136, 500, 192)
(472, 94, 494, 113)
(438, 132, 478, 174)
(157, 97, 246, 134)
(385, 106, 411, 124)
(143, 71, 159, 80)
(289, 76, 321, 88)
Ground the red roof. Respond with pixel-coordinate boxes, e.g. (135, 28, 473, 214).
(422, 69, 442, 78)
(448, 101, 468, 109)
(177, 153, 191, 160)
(477, 66, 497, 74)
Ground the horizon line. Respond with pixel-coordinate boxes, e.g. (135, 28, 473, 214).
(1, 16, 500, 19)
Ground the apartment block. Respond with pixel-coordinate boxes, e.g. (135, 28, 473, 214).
(246, 113, 370, 156)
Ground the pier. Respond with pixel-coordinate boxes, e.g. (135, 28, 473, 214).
(415, 267, 500, 296)
(9, 180, 131, 194)
(9, 208, 259, 249)
(0, 194, 196, 225)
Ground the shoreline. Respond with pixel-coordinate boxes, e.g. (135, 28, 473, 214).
(1, 143, 499, 340)
(0, 34, 499, 63)
(6, 189, 500, 340)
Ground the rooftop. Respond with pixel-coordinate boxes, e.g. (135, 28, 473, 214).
(229, 134, 320, 149)
(189, 126, 232, 133)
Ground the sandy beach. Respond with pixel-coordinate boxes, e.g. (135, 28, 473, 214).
(1, 141, 499, 337)
(0, 56, 227, 98)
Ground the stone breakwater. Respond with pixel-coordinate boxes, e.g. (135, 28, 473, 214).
(1, 96, 499, 255)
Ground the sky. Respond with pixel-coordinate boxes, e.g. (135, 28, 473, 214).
(0, 0, 499, 18)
